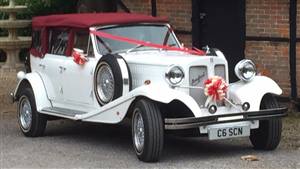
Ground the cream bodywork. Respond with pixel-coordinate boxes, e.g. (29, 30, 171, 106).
(15, 49, 282, 126)
(13, 26, 283, 127)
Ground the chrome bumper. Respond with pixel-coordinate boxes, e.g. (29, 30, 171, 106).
(164, 107, 288, 130)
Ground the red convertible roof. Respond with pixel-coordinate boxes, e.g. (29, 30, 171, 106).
(32, 13, 168, 28)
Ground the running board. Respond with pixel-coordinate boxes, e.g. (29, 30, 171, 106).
(41, 107, 87, 119)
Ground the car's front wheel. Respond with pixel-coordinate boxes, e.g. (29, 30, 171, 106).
(250, 94, 282, 150)
(18, 88, 47, 137)
(132, 99, 164, 162)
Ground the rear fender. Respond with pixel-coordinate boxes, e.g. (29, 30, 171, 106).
(14, 72, 52, 111)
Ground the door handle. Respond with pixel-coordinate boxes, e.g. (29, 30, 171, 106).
(59, 66, 66, 70)
(59, 66, 66, 73)
(39, 64, 45, 69)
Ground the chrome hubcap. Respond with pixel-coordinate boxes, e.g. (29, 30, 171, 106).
(133, 109, 145, 153)
(19, 96, 32, 130)
(97, 63, 114, 104)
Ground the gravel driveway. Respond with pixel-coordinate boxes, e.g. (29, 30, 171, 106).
(1, 110, 299, 169)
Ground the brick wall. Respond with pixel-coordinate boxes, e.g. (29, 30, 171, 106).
(246, 0, 289, 38)
(245, 41, 290, 94)
(120, 0, 151, 15)
(120, 0, 297, 97)
(245, 0, 291, 96)
(121, 0, 192, 47)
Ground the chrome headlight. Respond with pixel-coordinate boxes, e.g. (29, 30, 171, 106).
(234, 59, 256, 82)
(165, 65, 185, 86)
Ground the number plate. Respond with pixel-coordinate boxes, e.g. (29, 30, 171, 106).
(208, 125, 250, 140)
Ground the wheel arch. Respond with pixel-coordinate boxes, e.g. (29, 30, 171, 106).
(259, 93, 279, 109)
(14, 72, 52, 111)
(122, 84, 202, 121)
(229, 76, 282, 111)
(15, 79, 31, 101)
(125, 96, 195, 121)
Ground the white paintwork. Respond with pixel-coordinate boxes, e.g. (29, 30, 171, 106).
(229, 76, 282, 111)
(59, 56, 97, 111)
(120, 50, 228, 91)
(14, 24, 284, 130)
(34, 54, 65, 104)
(14, 72, 52, 111)
(61, 76, 280, 124)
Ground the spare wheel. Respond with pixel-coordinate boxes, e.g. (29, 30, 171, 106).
(94, 54, 131, 106)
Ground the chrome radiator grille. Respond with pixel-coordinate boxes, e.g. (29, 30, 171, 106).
(189, 65, 226, 107)
(189, 66, 208, 107)
(214, 65, 226, 80)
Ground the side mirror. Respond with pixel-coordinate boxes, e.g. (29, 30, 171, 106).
(72, 48, 88, 65)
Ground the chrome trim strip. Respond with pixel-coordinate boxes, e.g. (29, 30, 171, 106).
(117, 58, 130, 96)
(41, 107, 87, 118)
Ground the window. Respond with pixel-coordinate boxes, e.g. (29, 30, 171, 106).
(74, 31, 88, 51)
(87, 38, 94, 57)
(32, 30, 42, 53)
(49, 29, 69, 55)
(96, 25, 179, 54)
(74, 30, 94, 57)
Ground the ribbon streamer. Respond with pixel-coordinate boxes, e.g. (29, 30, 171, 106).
(204, 76, 228, 107)
(72, 49, 87, 65)
(90, 30, 205, 56)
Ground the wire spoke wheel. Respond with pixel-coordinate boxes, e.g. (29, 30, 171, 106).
(19, 96, 32, 131)
(94, 54, 131, 106)
(133, 109, 145, 153)
(131, 99, 164, 162)
(97, 63, 115, 104)
(17, 88, 47, 137)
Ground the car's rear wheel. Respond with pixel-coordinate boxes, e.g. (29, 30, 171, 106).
(250, 94, 282, 150)
(18, 88, 47, 137)
(132, 99, 164, 162)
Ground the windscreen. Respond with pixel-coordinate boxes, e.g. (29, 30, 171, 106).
(96, 25, 180, 54)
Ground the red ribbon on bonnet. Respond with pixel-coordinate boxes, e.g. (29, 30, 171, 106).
(90, 30, 206, 56)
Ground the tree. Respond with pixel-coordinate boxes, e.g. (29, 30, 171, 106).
(77, 0, 117, 13)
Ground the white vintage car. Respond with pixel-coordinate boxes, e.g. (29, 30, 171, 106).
(12, 13, 287, 162)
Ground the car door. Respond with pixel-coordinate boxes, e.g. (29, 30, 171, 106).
(61, 32, 96, 108)
(39, 29, 70, 105)
(61, 57, 96, 107)
(39, 54, 65, 104)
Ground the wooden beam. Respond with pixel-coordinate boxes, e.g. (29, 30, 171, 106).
(151, 0, 157, 16)
(290, 0, 297, 100)
(118, 0, 130, 13)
